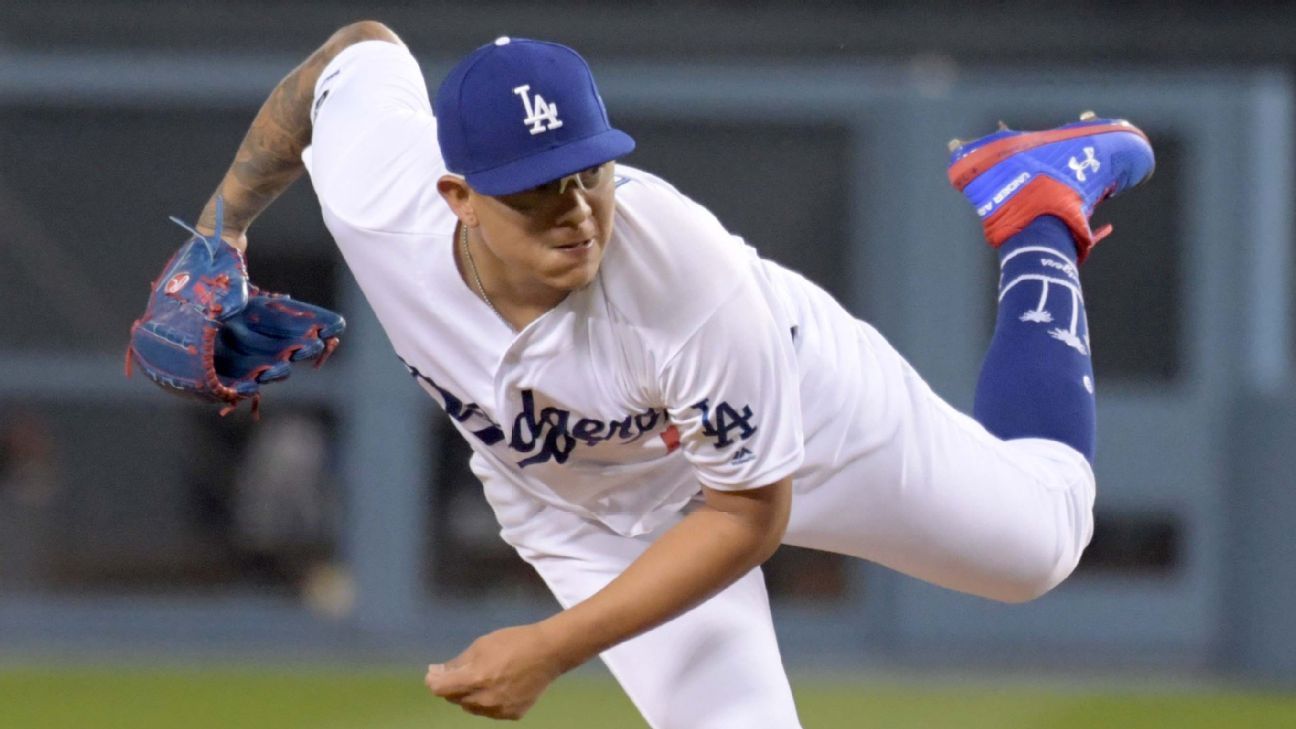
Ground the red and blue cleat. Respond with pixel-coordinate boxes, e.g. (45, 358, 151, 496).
(947, 112, 1155, 263)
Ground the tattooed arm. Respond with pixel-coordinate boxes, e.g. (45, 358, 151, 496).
(195, 20, 401, 250)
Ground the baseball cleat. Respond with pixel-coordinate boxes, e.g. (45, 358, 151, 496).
(947, 114, 1155, 262)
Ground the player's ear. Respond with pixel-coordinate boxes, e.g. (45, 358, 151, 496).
(436, 175, 477, 227)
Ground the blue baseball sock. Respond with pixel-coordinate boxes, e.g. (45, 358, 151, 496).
(973, 215, 1096, 461)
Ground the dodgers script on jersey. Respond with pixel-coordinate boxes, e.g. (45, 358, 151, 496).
(301, 41, 892, 540)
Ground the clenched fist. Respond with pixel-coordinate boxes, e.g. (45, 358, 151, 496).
(425, 624, 569, 720)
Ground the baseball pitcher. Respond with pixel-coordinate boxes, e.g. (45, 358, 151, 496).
(128, 21, 1154, 728)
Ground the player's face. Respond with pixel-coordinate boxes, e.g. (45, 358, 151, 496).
(472, 162, 617, 294)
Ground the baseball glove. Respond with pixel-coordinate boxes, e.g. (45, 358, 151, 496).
(126, 198, 344, 416)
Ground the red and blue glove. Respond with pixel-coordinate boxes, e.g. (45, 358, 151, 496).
(126, 198, 344, 416)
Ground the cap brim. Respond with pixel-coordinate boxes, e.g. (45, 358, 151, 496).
(466, 129, 636, 196)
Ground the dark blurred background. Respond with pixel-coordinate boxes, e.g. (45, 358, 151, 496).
(1, 0, 1295, 688)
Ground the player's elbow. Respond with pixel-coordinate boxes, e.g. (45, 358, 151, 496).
(752, 517, 790, 566)
(329, 20, 402, 49)
(751, 479, 794, 564)
(702, 477, 793, 565)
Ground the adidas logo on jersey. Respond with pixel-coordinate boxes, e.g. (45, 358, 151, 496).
(730, 447, 756, 465)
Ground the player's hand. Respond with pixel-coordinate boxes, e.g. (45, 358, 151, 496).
(424, 624, 567, 720)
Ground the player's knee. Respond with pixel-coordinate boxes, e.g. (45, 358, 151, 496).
(983, 541, 1086, 604)
(975, 526, 1091, 603)
(988, 567, 1070, 604)
(988, 466, 1095, 603)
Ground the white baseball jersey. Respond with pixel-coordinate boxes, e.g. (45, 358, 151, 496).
(303, 40, 881, 539)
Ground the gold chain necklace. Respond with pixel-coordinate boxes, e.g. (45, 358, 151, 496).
(460, 223, 511, 328)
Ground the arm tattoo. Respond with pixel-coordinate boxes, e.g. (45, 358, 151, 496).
(197, 21, 400, 241)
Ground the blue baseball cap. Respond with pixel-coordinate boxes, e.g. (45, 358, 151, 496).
(434, 37, 636, 196)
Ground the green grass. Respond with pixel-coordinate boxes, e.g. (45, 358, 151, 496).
(1, 666, 1292, 728)
(794, 678, 1296, 729)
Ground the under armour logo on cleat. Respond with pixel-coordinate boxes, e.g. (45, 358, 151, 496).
(1068, 147, 1100, 182)
(513, 84, 563, 135)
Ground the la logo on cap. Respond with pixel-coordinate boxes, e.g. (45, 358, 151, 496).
(513, 84, 563, 135)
